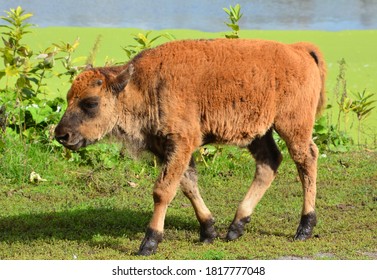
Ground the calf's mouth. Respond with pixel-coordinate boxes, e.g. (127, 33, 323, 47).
(54, 128, 93, 151)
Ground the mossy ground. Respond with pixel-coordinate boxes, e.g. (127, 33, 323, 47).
(0, 138, 375, 259)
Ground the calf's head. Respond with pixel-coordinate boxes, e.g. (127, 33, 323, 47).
(55, 65, 133, 150)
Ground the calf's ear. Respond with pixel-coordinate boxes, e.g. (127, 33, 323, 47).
(111, 64, 134, 94)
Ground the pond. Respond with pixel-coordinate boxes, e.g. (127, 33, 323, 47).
(1, 0, 377, 31)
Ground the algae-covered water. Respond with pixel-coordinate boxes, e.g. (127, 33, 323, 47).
(2, 0, 377, 31)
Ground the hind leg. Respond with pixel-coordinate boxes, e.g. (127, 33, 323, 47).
(275, 117, 319, 240)
(227, 129, 282, 241)
(288, 139, 319, 240)
(180, 157, 218, 243)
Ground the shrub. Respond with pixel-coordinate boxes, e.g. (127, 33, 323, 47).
(122, 31, 175, 61)
(0, 7, 84, 144)
(350, 89, 376, 147)
(223, 4, 243, 39)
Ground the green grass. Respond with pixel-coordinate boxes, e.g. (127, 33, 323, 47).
(0, 137, 376, 260)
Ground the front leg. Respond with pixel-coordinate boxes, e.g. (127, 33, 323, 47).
(138, 137, 194, 256)
(138, 227, 164, 256)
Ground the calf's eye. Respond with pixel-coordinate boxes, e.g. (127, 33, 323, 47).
(79, 97, 100, 117)
(83, 101, 98, 109)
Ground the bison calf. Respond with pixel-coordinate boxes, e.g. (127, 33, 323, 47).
(55, 38, 326, 256)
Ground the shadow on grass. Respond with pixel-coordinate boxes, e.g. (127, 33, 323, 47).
(0, 207, 198, 244)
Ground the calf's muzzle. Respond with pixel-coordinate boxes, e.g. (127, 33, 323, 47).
(54, 123, 87, 151)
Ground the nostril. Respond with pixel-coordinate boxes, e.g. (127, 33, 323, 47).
(55, 132, 70, 144)
(54, 123, 71, 144)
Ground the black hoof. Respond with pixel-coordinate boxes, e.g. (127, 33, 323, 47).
(200, 218, 218, 243)
(294, 212, 317, 241)
(226, 216, 251, 241)
(137, 227, 163, 256)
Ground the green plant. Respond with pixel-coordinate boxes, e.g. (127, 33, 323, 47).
(0, 105, 6, 152)
(334, 58, 353, 133)
(313, 113, 353, 152)
(122, 31, 175, 60)
(223, 4, 243, 39)
(0, 6, 33, 87)
(53, 38, 86, 81)
(327, 59, 376, 149)
(1, 7, 34, 140)
(85, 35, 102, 67)
(196, 145, 223, 168)
(350, 89, 376, 146)
(0, 7, 83, 144)
(65, 142, 122, 169)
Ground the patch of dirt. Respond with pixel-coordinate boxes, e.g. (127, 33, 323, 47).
(336, 204, 356, 210)
(277, 256, 312, 260)
(315, 252, 336, 259)
(363, 252, 377, 259)
(278, 253, 337, 260)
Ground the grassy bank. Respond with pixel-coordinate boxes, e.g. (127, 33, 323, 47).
(0, 139, 376, 259)
(24, 27, 377, 143)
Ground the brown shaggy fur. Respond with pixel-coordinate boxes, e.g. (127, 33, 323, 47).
(55, 38, 326, 255)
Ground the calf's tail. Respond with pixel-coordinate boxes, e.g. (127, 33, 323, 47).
(293, 42, 327, 117)
(309, 47, 327, 116)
